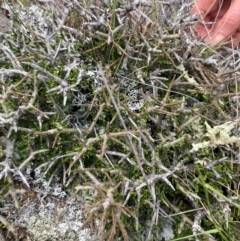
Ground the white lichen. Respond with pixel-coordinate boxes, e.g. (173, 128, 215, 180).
(191, 121, 240, 152)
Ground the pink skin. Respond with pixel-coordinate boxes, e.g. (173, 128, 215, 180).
(191, 0, 240, 47)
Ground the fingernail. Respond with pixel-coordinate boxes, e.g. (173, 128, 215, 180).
(211, 34, 225, 44)
(199, 11, 206, 20)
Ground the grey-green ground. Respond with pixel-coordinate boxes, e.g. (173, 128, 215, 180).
(0, 0, 240, 241)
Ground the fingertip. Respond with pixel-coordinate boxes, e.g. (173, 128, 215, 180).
(211, 34, 225, 44)
(191, 6, 205, 19)
(191, 5, 198, 15)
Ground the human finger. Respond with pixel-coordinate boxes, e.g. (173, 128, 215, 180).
(191, 0, 220, 18)
(192, 15, 213, 40)
(211, 0, 240, 44)
(226, 31, 240, 47)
